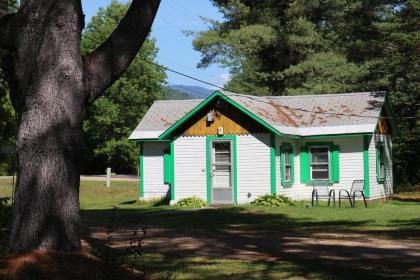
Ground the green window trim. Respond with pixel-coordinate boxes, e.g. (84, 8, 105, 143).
(300, 142, 340, 184)
(139, 142, 144, 198)
(363, 135, 371, 198)
(206, 135, 237, 206)
(270, 134, 276, 194)
(163, 141, 176, 200)
(375, 140, 386, 183)
(280, 143, 294, 187)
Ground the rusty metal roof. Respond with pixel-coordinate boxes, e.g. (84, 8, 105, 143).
(223, 91, 384, 127)
(129, 91, 385, 139)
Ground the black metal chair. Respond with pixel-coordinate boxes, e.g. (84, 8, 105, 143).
(339, 180, 367, 208)
(312, 180, 335, 207)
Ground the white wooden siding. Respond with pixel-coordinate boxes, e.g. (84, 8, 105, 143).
(142, 142, 169, 199)
(173, 136, 207, 202)
(368, 134, 393, 199)
(236, 134, 271, 203)
(275, 138, 311, 200)
(276, 137, 365, 200)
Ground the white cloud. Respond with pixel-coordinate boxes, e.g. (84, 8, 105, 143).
(211, 73, 231, 89)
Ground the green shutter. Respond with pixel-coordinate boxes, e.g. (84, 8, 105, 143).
(300, 145, 310, 183)
(332, 145, 340, 183)
(163, 148, 171, 184)
(280, 146, 285, 185)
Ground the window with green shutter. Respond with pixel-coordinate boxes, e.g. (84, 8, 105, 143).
(281, 143, 294, 186)
(300, 142, 340, 184)
(376, 141, 386, 183)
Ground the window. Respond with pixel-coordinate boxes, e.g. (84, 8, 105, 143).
(376, 142, 386, 182)
(309, 146, 330, 180)
(300, 143, 339, 184)
(281, 144, 294, 186)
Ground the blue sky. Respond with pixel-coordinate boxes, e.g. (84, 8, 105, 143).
(82, 0, 228, 89)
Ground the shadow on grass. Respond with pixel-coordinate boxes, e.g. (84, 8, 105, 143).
(81, 206, 420, 280)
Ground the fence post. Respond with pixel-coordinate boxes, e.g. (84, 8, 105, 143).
(106, 167, 111, 188)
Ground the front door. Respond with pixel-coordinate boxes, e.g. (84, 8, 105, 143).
(211, 140, 233, 204)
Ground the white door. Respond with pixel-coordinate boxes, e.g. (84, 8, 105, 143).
(211, 140, 233, 204)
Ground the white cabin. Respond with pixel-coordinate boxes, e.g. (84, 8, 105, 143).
(129, 91, 396, 205)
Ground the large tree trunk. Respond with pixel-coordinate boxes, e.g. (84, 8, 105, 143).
(9, 0, 85, 252)
(0, 0, 161, 252)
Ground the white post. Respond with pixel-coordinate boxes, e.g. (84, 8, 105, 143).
(106, 167, 111, 187)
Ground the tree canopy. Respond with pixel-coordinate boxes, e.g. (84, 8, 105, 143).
(81, 0, 166, 174)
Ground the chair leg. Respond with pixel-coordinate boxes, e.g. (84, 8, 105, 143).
(352, 193, 356, 208)
(338, 190, 342, 207)
(348, 195, 353, 207)
(311, 191, 315, 207)
(361, 193, 367, 208)
(328, 196, 331, 207)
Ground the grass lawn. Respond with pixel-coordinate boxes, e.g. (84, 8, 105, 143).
(1, 178, 420, 279)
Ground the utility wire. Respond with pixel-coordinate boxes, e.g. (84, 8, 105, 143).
(81, 34, 418, 120)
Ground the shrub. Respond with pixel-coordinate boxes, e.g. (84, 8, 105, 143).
(251, 194, 294, 207)
(176, 196, 206, 208)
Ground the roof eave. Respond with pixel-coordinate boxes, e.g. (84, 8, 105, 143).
(159, 90, 296, 140)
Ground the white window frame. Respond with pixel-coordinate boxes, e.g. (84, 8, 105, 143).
(309, 145, 330, 181)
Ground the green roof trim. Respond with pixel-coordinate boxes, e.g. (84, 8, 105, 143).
(159, 90, 293, 140)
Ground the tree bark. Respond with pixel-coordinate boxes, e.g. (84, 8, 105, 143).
(1, 0, 160, 252)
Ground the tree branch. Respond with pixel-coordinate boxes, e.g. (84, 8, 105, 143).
(83, 0, 161, 104)
(0, 12, 16, 50)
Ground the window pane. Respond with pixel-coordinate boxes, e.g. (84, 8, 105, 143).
(284, 151, 290, 165)
(214, 165, 230, 171)
(310, 147, 329, 163)
(380, 162, 385, 178)
(214, 142, 230, 153)
(285, 166, 291, 181)
(379, 146, 385, 162)
(215, 153, 230, 163)
(311, 164, 329, 171)
(312, 170, 329, 180)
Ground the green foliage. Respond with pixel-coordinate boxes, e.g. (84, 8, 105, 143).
(251, 194, 294, 207)
(192, 0, 395, 95)
(81, 0, 166, 174)
(163, 86, 191, 100)
(176, 196, 207, 208)
(0, 49, 16, 176)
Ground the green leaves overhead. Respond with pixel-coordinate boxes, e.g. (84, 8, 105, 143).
(82, 0, 166, 174)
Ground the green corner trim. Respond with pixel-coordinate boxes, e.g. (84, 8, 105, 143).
(206, 135, 237, 205)
(363, 135, 370, 198)
(139, 142, 144, 198)
(170, 140, 175, 201)
(270, 134, 276, 194)
(280, 143, 294, 187)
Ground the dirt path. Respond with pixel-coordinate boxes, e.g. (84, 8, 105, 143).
(81, 209, 420, 279)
